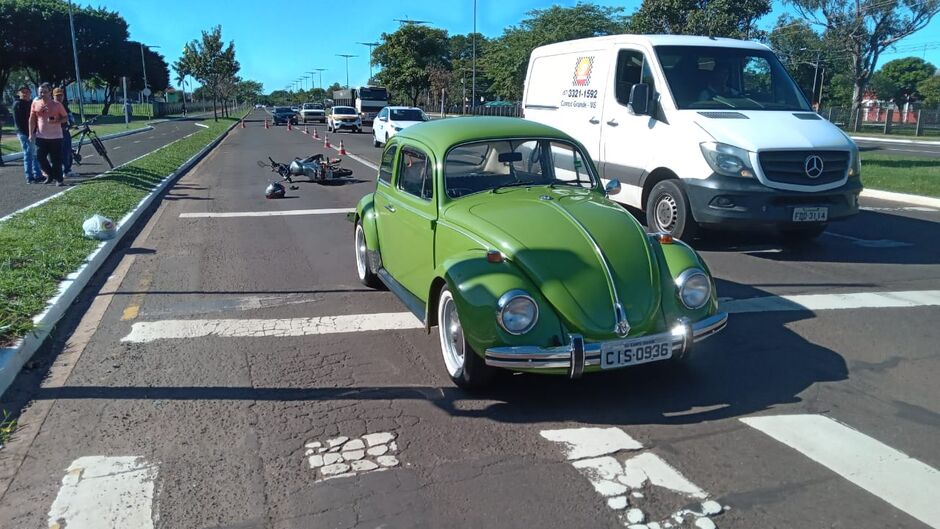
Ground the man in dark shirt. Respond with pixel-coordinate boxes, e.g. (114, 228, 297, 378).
(12, 86, 42, 183)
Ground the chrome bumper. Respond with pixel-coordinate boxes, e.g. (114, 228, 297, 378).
(484, 312, 728, 379)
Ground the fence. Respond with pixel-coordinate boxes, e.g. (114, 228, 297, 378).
(80, 101, 219, 119)
(820, 105, 940, 137)
(418, 102, 523, 118)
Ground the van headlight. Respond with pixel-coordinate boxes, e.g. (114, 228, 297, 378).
(675, 269, 711, 310)
(700, 142, 755, 178)
(497, 290, 539, 335)
(848, 144, 861, 178)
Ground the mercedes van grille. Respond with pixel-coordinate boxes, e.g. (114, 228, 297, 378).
(758, 150, 848, 186)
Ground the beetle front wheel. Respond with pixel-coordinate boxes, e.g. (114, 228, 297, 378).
(354, 221, 381, 289)
(437, 286, 494, 389)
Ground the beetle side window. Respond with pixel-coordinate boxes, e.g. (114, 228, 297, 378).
(379, 145, 397, 184)
(615, 49, 656, 107)
(549, 142, 592, 188)
(397, 148, 433, 200)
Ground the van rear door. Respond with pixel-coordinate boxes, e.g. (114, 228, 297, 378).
(524, 50, 610, 161)
(599, 47, 662, 207)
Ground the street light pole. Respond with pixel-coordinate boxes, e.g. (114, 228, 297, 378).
(66, 0, 85, 122)
(472, 0, 477, 109)
(337, 54, 357, 89)
(357, 42, 379, 83)
(314, 68, 326, 90)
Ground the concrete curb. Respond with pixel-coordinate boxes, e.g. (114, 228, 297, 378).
(1, 125, 154, 163)
(851, 135, 940, 146)
(0, 118, 242, 396)
(861, 188, 940, 208)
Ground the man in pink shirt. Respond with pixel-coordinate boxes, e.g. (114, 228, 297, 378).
(29, 82, 69, 185)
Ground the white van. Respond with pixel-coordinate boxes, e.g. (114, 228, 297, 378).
(523, 35, 862, 240)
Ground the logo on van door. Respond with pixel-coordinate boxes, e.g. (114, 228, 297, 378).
(573, 57, 594, 86)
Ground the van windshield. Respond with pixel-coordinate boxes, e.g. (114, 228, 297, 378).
(654, 45, 811, 111)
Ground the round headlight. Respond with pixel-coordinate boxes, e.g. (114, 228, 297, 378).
(676, 269, 711, 310)
(497, 290, 539, 335)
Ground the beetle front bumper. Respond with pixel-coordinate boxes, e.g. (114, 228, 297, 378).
(484, 312, 728, 378)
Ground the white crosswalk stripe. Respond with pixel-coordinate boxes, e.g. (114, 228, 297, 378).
(48, 456, 157, 529)
(742, 414, 940, 528)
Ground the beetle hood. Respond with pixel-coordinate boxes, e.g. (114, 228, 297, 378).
(446, 188, 662, 339)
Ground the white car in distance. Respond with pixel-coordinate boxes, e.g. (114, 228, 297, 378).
(372, 106, 430, 147)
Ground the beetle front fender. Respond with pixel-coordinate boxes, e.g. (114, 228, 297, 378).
(648, 237, 719, 320)
(354, 194, 379, 252)
(433, 252, 564, 355)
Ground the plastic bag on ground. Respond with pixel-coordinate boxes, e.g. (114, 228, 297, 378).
(82, 214, 117, 240)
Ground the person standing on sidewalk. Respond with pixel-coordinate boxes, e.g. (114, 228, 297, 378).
(29, 83, 68, 186)
(53, 87, 78, 178)
(13, 86, 42, 183)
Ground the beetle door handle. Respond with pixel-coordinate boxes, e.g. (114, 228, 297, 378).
(606, 119, 619, 126)
(589, 116, 600, 124)
(384, 204, 396, 213)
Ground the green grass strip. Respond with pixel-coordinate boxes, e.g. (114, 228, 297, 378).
(861, 152, 940, 199)
(0, 115, 240, 346)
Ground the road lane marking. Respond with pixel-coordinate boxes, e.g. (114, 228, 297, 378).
(179, 208, 353, 218)
(47, 456, 157, 529)
(742, 414, 940, 528)
(194, 123, 209, 129)
(121, 313, 424, 342)
(121, 271, 152, 321)
(862, 206, 938, 212)
(721, 289, 940, 314)
(822, 231, 913, 248)
(541, 427, 723, 527)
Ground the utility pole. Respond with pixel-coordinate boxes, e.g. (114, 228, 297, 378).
(337, 54, 357, 89)
(67, 0, 86, 122)
(811, 51, 821, 107)
(314, 68, 326, 90)
(358, 42, 379, 83)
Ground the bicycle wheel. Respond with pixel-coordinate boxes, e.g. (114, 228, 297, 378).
(91, 137, 114, 168)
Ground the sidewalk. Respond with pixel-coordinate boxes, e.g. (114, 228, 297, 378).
(850, 135, 940, 146)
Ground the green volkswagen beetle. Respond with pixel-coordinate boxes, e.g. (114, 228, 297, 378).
(352, 117, 727, 388)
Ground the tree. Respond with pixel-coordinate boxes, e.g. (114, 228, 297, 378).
(373, 24, 450, 106)
(869, 57, 936, 104)
(919, 75, 940, 105)
(182, 26, 239, 121)
(786, 0, 940, 111)
(482, 3, 628, 101)
(629, 0, 771, 39)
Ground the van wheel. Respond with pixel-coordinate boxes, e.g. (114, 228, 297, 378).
(646, 180, 699, 241)
(437, 286, 495, 390)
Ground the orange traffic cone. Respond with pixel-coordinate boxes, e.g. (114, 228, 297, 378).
(304, 125, 309, 134)
(240, 119, 245, 128)
(324, 136, 331, 148)
(287, 121, 292, 131)
(313, 128, 320, 139)
(338, 140, 347, 155)
(264, 119, 269, 129)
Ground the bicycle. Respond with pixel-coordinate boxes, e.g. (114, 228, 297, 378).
(70, 116, 114, 169)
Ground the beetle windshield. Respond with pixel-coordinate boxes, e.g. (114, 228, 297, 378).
(655, 45, 811, 111)
(444, 139, 596, 198)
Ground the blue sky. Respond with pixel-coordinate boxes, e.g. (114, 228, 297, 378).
(87, 0, 940, 94)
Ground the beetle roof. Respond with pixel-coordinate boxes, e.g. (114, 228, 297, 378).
(394, 117, 576, 154)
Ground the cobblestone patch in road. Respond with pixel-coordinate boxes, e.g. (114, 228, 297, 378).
(541, 427, 727, 528)
(306, 431, 400, 481)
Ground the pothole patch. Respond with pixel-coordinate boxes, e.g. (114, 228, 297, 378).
(305, 431, 400, 481)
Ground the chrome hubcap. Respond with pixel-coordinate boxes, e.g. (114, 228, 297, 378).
(355, 225, 367, 279)
(655, 194, 678, 232)
(439, 294, 465, 376)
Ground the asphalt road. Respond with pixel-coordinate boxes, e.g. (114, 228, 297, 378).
(0, 116, 215, 219)
(1, 110, 939, 529)
(853, 137, 940, 158)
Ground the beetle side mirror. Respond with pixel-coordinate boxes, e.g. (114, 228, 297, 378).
(605, 179, 622, 196)
(628, 83, 650, 115)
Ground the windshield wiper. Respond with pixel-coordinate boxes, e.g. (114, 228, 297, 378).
(491, 180, 539, 193)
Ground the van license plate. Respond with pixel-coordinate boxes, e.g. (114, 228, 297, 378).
(792, 207, 828, 222)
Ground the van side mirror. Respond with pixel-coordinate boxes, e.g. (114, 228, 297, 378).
(628, 83, 650, 115)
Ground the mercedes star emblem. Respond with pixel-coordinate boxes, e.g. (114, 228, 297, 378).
(804, 155, 824, 179)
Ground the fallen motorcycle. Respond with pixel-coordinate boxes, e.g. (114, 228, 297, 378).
(258, 155, 352, 184)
